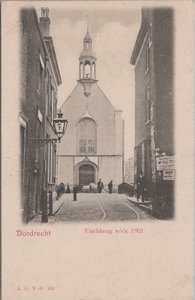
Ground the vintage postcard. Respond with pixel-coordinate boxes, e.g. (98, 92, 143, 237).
(2, 1, 194, 299)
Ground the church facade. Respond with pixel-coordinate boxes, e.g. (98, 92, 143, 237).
(57, 30, 124, 192)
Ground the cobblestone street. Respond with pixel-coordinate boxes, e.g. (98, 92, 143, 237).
(45, 193, 154, 223)
(56, 193, 104, 222)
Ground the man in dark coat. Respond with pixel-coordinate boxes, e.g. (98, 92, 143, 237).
(136, 171, 146, 202)
(108, 180, 113, 194)
(97, 179, 104, 193)
(65, 183, 71, 193)
(56, 183, 65, 200)
(97, 179, 101, 193)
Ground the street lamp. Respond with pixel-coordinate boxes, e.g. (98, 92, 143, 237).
(30, 111, 68, 146)
(53, 111, 68, 142)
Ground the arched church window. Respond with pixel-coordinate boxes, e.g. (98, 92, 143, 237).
(78, 118, 96, 154)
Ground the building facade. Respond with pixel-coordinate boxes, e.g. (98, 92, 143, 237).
(130, 8, 174, 218)
(124, 158, 134, 185)
(20, 8, 62, 222)
(58, 30, 124, 192)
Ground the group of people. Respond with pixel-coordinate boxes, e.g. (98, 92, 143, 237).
(57, 173, 147, 199)
(98, 172, 147, 199)
(97, 179, 113, 194)
(57, 179, 114, 197)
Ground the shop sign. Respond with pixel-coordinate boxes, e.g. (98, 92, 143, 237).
(156, 156, 175, 171)
(163, 169, 175, 180)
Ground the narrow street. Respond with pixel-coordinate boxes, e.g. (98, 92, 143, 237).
(51, 193, 153, 223)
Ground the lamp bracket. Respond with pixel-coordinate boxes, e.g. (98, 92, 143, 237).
(29, 138, 59, 148)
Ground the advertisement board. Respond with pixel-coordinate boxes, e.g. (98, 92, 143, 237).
(156, 156, 175, 171)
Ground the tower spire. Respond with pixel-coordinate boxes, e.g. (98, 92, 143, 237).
(78, 28, 97, 96)
(86, 15, 89, 33)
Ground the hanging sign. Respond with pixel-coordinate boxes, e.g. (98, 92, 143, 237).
(156, 156, 175, 171)
(163, 169, 175, 180)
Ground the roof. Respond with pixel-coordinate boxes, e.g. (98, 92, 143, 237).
(79, 48, 96, 60)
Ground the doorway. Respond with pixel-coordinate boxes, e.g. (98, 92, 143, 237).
(79, 164, 95, 185)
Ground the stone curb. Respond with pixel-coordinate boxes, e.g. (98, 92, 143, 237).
(127, 197, 153, 215)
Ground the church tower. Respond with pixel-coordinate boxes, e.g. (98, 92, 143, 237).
(78, 28, 97, 96)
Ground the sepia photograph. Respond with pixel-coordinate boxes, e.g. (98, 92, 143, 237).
(20, 4, 174, 224)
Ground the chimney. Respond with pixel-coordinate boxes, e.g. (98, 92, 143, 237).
(39, 8, 50, 37)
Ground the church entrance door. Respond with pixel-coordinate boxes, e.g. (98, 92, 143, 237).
(79, 164, 95, 185)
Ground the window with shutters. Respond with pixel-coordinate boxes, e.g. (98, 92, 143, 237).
(77, 118, 96, 154)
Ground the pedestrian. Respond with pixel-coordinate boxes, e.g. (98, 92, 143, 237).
(97, 179, 104, 193)
(108, 180, 113, 194)
(136, 171, 146, 202)
(56, 183, 65, 200)
(65, 183, 71, 193)
(97, 179, 102, 193)
(100, 181, 104, 193)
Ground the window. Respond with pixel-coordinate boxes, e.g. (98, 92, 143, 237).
(19, 112, 28, 209)
(38, 62, 43, 93)
(146, 85, 151, 123)
(51, 87, 54, 120)
(145, 45, 150, 74)
(49, 82, 53, 121)
(47, 141, 56, 184)
(78, 118, 96, 154)
(38, 55, 44, 93)
(53, 93, 57, 119)
(46, 77, 54, 122)
(46, 71, 49, 116)
(149, 23, 152, 47)
(84, 61, 91, 78)
(52, 144, 57, 183)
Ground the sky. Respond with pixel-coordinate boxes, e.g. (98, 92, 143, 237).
(36, 2, 141, 159)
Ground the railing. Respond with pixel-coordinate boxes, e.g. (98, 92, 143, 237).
(118, 182, 134, 197)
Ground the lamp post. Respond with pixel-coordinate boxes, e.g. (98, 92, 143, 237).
(29, 111, 68, 223)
